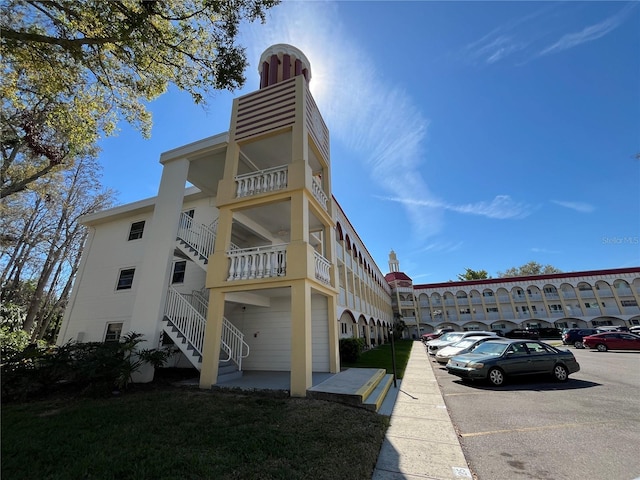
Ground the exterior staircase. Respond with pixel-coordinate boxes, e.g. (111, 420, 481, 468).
(175, 213, 216, 269)
(163, 285, 249, 383)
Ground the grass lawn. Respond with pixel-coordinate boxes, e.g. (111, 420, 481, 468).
(2, 387, 388, 480)
(341, 339, 414, 378)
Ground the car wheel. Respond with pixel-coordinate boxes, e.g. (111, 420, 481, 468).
(487, 367, 505, 386)
(574, 340, 583, 349)
(596, 343, 608, 352)
(553, 364, 569, 382)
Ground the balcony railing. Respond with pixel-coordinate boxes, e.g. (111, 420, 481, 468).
(235, 165, 288, 198)
(311, 176, 328, 211)
(227, 244, 287, 281)
(314, 251, 331, 285)
(177, 212, 216, 261)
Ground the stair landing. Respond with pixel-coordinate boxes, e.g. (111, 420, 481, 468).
(307, 368, 395, 412)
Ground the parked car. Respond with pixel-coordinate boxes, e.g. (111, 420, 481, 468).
(445, 339, 580, 386)
(504, 329, 539, 340)
(435, 336, 495, 364)
(527, 327, 562, 339)
(421, 328, 454, 343)
(427, 331, 497, 356)
(582, 332, 640, 352)
(561, 328, 600, 348)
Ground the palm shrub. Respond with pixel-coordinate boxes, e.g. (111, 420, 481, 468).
(1, 332, 171, 401)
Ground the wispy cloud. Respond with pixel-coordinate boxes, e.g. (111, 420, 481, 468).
(539, 3, 637, 56)
(459, 5, 551, 65)
(420, 241, 464, 254)
(243, 1, 443, 238)
(551, 200, 595, 213)
(377, 194, 535, 220)
(460, 3, 637, 66)
(531, 247, 561, 254)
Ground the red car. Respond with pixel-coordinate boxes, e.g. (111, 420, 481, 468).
(582, 332, 640, 352)
(421, 328, 454, 342)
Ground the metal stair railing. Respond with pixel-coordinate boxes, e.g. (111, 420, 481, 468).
(176, 212, 216, 262)
(166, 286, 250, 371)
(165, 286, 205, 356)
(222, 317, 250, 371)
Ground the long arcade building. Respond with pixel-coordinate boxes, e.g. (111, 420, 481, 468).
(385, 251, 640, 338)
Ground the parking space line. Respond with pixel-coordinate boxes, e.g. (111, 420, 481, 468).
(461, 420, 621, 438)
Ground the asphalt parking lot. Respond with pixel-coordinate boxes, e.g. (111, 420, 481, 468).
(429, 345, 640, 480)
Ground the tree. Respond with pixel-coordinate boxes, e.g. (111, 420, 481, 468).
(497, 261, 562, 278)
(457, 268, 490, 281)
(0, 156, 114, 340)
(1, 0, 279, 198)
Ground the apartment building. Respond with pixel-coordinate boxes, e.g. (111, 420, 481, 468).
(57, 44, 393, 397)
(385, 252, 640, 337)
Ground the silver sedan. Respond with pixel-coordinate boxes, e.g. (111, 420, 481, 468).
(435, 336, 496, 364)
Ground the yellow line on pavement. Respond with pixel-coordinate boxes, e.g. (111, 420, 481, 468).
(461, 420, 621, 438)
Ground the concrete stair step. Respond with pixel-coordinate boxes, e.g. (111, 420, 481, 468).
(306, 368, 391, 411)
(363, 374, 394, 412)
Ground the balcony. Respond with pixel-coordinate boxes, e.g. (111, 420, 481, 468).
(236, 165, 288, 199)
(311, 176, 328, 211)
(227, 244, 287, 281)
(578, 289, 596, 298)
(313, 251, 331, 285)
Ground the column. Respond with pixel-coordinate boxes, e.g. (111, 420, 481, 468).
(291, 280, 312, 396)
(129, 157, 189, 382)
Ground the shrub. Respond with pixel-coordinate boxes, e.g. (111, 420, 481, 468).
(0, 332, 171, 402)
(339, 337, 365, 363)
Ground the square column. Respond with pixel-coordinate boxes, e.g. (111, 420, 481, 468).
(290, 280, 312, 396)
(130, 157, 190, 382)
(199, 289, 226, 389)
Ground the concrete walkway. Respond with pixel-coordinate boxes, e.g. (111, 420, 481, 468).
(372, 341, 472, 480)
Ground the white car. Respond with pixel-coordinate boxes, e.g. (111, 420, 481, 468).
(426, 331, 498, 356)
(435, 336, 495, 364)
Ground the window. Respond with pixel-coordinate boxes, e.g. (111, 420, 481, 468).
(128, 221, 145, 241)
(486, 307, 499, 313)
(104, 322, 123, 342)
(116, 268, 135, 290)
(172, 260, 187, 284)
(622, 300, 638, 307)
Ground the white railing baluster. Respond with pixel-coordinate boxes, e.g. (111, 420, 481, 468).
(235, 165, 288, 198)
(227, 244, 288, 281)
(314, 251, 331, 285)
(311, 176, 328, 211)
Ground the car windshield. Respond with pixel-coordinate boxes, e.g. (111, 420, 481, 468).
(468, 341, 508, 356)
(452, 339, 476, 348)
(440, 333, 464, 342)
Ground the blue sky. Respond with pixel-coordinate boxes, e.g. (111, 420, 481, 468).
(98, 1, 640, 283)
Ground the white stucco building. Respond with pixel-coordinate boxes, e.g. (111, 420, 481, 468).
(57, 44, 393, 397)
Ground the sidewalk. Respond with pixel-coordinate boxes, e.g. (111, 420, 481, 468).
(372, 341, 472, 480)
